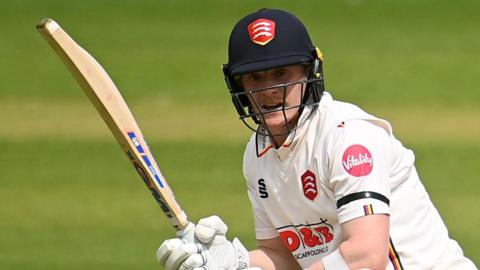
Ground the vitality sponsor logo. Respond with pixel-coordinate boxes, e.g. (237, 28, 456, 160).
(277, 219, 334, 260)
(248, 18, 276, 45)
(301, 170, 318, 201)
(342, 144, 373, 177)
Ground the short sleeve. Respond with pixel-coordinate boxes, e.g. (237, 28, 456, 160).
(325, 120, 392, 224)
(246, 183, 278, 239)
(243, 141, 278, 240)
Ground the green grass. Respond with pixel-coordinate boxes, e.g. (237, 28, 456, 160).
(0, 140, 253, 269)
(0, 0, 478, 268)
(1, 141, 479, 268)
(1, 0, 479, 105)
(414, 144, 480, 261)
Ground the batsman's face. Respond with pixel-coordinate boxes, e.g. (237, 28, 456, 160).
(240, 64, 308, 133)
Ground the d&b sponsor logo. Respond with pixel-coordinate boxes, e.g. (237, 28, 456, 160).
(277, 220, 334, 259)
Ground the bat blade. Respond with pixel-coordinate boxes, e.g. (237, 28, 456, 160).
(36, 18, 189, 231)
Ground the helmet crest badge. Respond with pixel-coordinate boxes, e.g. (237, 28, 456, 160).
(248, 18, 276, 46)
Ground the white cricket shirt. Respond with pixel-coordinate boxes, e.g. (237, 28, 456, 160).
(243, 92, 476, 269)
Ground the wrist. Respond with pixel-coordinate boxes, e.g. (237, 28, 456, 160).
(321, 249, 349, 270)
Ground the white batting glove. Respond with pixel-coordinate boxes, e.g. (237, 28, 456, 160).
(157, 222, 202, 270)
(156, 216, 258, 270)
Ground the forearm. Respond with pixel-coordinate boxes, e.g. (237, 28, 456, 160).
(337, 240, 388, 269)
(307, 244, 388, 270)
(308, 215, 390, 270)
(250, 248, 301, 270)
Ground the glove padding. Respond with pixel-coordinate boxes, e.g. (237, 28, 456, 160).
(156, 216, 253, 270)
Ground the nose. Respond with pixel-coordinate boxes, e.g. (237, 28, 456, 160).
(255, 83, 285, 98)
(250, 87, 282, 106)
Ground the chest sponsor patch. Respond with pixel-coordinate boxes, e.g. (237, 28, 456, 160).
(248, 18, 276, 45)
(342, 144, 373, 177)
(277, 219, 334, 260)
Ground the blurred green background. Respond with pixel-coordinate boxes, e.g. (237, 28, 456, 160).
(0, 0, 478, 269)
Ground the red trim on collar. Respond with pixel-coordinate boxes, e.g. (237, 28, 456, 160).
(257, 144, 274, 157)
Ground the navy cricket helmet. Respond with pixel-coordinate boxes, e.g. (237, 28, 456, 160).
(222, 8, 325, 130)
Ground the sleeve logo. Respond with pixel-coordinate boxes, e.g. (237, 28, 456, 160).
(342, 144, 373, 177)
(248, 18, 276, 46)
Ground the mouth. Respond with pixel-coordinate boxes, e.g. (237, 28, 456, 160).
(262, 103, 283, 111)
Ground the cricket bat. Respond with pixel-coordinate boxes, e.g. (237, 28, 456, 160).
(36, 18, 189, 231)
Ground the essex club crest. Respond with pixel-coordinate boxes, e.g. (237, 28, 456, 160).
(248, 18, 276, 45)
(301, 170, 318, 201)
